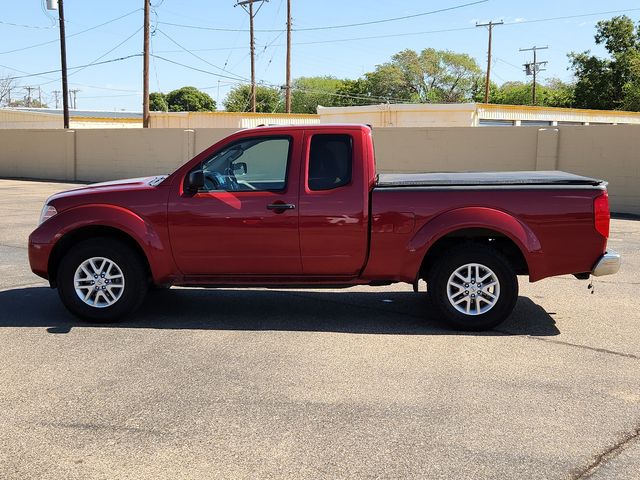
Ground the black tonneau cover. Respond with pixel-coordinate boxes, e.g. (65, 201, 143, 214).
(376, 170, 604, 188)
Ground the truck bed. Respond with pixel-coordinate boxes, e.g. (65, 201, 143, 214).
(376, 171, 604, 188)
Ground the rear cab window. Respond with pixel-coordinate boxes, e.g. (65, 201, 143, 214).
(308, 134, 353, 191)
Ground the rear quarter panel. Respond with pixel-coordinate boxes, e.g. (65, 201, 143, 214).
(363, 187, 607, 283)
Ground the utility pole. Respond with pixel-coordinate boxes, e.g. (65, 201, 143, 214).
(476, 20, 503, 104)
(24, 86, 37, 107)
(236, 0, 268, 113)
(38, 86, 42, 106)
(69, 88, 80, 109)
(47, 0, 70, 127)
(520, 46, 548, 106)
(143, 0, 150, 127)
(285, 0, 292, 113)
(53, 90, 60, 109)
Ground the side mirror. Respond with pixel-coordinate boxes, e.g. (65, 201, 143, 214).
(232, 162, 247, 175)
(186, 169, 204, 193)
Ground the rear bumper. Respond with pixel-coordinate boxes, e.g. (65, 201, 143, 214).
(592, 250, 621, 277)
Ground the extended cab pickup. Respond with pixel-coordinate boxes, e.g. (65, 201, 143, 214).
(29, 124, 620, 330)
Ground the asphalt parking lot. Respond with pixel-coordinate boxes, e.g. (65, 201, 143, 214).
(0, 178, 639, 480)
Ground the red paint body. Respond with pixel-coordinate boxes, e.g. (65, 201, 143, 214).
(29, 125, 609, 288)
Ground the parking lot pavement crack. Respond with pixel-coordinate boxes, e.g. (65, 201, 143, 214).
(552, 276, 640, 286)
(0, 242, 27, 250)
(495, 332, 640, 360)
(570, 426, 640, 479)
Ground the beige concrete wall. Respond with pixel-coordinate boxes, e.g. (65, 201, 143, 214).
(75, 129, 191, 182)
(194, 129, 240, 157)
(373, 127, 539, 172)
(557, 126, 640, 214)
(0, 126, 638, 214)
(0, 129, 74, 179)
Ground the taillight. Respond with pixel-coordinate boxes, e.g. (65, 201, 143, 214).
(594, 192, 610, 238)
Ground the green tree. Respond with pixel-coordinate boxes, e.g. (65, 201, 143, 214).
(491, 81, 533, 105)
(365, 48, 483, 103)
(365, 63, 413, 102)
(224, 84, 282, 112)
(544, 78, 574, 108)
(486, 79, 574, 107)
(163, 86, 216, 112)
(291, 76, 344, 113)
(569, 15, 640, 111)
(149, 92, 168, 111)
(334, 79, 373, 106)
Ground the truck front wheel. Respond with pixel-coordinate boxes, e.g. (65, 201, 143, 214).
(427, 244, 518, 331)
(56, 238, 148, 322)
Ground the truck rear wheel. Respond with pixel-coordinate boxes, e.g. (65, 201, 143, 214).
(56, 238, 148, 322)
(427, 244, 518, 331)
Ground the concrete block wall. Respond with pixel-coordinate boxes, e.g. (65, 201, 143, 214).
(0, 126, 638, 214)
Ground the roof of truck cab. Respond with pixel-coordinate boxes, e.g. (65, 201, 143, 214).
(243, 123, 370, 132)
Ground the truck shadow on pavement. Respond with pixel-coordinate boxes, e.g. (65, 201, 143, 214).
(0, 286, 560, 336)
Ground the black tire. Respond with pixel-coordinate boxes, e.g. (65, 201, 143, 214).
(56, 238, 148, 322)
(427, 243, 518, 331)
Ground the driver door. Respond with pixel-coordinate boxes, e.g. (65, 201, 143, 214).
(168, 133, 302, 276)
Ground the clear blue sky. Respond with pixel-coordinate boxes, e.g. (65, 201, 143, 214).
(1, 0, 639, 112)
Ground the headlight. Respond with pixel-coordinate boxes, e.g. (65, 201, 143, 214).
(39, 204, 58, 225)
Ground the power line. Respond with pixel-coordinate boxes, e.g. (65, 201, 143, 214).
(157, 0, 487, 33)
(1, 60, 141, 93)
(288, 0, 489, 31)
(503, 7, 640, 27)
(494, 57, 523, 71)
(39, 26, 143, 87)
(151, 54, 412, 104)
(0, 8, 141, 56)
(156, 29, 248, 81)
(0, 19, 57, 29)
(3, 54, 142, 81)
(152, 6, 640, 54)
(150, 54, 256, 82)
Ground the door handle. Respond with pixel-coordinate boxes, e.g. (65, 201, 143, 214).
(267, 202, 296, 211)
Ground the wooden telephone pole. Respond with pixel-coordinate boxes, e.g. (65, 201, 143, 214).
(285, 0, 292, 113)
(236, 0, 268, 113)
(143, 0, 150, 127)
(476, 20, 503, 104)
(520, 46, 548, 106)
(47, 0, 70, 127)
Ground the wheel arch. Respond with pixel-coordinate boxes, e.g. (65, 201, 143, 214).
(48, 225, 152, 288)
(403, 207, 542, 282)
(37, 204, 176, 288)
(419, 227, 529, 281)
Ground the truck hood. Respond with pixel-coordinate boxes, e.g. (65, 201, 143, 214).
(47, 176, 167, 202)
(46, 175, 167, 209)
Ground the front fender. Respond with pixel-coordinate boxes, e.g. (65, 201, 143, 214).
(401, 207, 543, 282)
(30, 204, 175, 284)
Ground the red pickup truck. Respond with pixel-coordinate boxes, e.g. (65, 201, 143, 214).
(29, 124, 620, 330)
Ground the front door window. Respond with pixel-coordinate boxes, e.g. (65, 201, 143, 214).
(198, 137, 291, 192)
